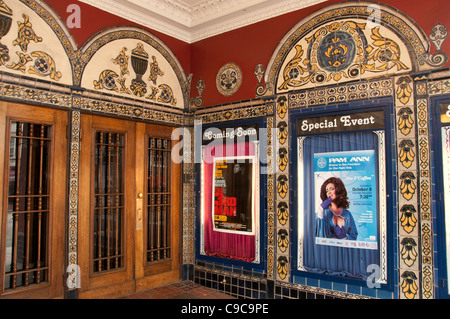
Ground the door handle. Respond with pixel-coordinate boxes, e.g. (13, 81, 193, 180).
(136, 193, 143, 230)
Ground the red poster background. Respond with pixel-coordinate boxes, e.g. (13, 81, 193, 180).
(202, 142, 257, 262)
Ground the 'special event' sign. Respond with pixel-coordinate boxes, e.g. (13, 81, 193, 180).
(297, 111, 385, 135)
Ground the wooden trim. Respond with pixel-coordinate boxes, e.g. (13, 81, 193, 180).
(135, 122, 146, 280)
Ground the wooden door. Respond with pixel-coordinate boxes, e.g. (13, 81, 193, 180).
(134, 123, 181, 292)
(0, 102, 68, 299)
(78, 115, 181, 298)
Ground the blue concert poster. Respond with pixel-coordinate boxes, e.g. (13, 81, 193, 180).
(313, 150, 378, 250)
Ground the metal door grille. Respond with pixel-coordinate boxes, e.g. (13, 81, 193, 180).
(4, 122, 51, 290)
(146, 138, 171, 263)
(93, 132, 124, 273)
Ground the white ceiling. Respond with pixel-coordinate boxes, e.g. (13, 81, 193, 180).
(79, 0, 328, 43)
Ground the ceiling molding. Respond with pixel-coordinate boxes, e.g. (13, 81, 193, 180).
(79, 0, 328, 43)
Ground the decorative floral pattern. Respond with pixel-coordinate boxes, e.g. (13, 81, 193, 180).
(13, 14, 42, 52)
(278, 21, 410, 91)
(277, 229, 289, 253)
(216, 63, 242, 96)
(400, 172, 416, 201)
(397, 107, 414, 136)
(398, 140, 415, 169)
(93, 43, 178, 106)
(400, 204, 417, 234)
(277, 202, 289, 226)
(401, 271, 419, 299)
(0, 8, 63, 81)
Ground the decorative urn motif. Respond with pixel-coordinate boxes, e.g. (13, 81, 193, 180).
(0, 0, 13, 63)
(130, 42, 149, 97)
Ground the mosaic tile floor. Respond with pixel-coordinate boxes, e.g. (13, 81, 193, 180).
(122, 281, 236, 299)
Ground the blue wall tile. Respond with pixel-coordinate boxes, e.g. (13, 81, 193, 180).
(319, 279, 332, 290)
(346, 284, 361, 295)
(376, 289, 394, 299)
(293, 275, 306, 285)
(361, 286, 378, 298)
(332, 281, 347, 293)
(306, 277, 319, 288)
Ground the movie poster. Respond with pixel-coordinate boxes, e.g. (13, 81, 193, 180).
(313, 150, 378, 250)
(212, 156, 255, 235)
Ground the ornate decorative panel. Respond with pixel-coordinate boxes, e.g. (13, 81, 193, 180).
(80, 28, 188, 109)
(0, 0, 75, 85)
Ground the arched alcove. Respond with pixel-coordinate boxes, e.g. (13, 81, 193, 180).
(78, 26, 189, 110)
(0, 0, 77, 86)
(263, 1, 444, 95)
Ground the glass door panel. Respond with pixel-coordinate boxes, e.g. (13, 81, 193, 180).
(93, 132, 125, 273)
(4, 122, 52, 290)
(146, 137, 172, 263)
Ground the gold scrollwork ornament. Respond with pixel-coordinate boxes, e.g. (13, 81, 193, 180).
(6, 51, 32, 72)
(157, 84, 177, 106)
(364, 27, 408, 73)
(149, 56, 164, 85)
(112, 47, 130, 77)
(29, 51, 62, 81)
(278, 45, 312, 91)
(94, 70, 119, 92)
(13, 14, 42, 52)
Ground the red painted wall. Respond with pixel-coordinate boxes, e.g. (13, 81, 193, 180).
(43, 0, 450, 107)
(43, 0, 191, 75)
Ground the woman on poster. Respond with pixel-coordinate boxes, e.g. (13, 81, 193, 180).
(315, 177, 358, 240)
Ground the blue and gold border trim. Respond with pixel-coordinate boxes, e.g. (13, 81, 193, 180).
(275, 95, 290, 282)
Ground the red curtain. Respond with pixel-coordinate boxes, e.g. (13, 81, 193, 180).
(202, 142, 256, 262)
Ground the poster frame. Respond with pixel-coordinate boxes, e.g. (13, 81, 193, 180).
(431, 94, 450, 299)
(289, 103, 394, 289)
(199, 139, 262, 265)
(297, 131, 387, 283)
